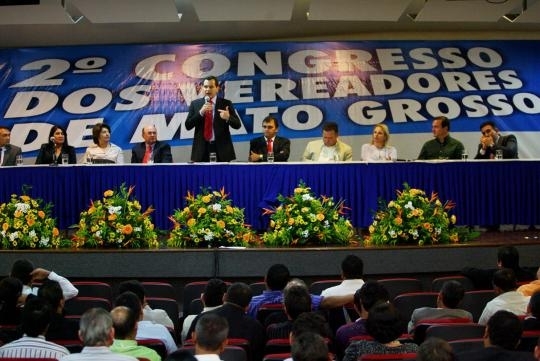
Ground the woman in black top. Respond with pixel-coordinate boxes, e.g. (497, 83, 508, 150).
(35, 125, 76, 165)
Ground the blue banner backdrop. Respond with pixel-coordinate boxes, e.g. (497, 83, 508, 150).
(1, 40, 539, 156)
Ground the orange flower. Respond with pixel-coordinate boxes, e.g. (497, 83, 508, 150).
(2, 223, 9, 231)
(26, 217, 35, 226)
(103, 190, 114, 197)
(316, 213, 325, 221)
(20, 195, 30, 202)
(122, 224, 133, 235)
(38, 210, 45, 219)
(216, 220, 226, 228)
(394, 217, 403, 225)
(52, 227, 59, 237)
(108, 214, 117, 221)
(14, 210, 22, 218)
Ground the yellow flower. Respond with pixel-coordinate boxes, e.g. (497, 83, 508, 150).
(202, 195, 211, 203)
(14, 210, 22, 218)
(301, 207, 309, 213)
(226, 205, 234, 213)
(2, 223, 8, 231)
(187, 218, 196, 227)
(198, 207, 207, 215)
(316, 213, 325, 221)
(103, 190, 114, 197)
(216, 220, 226, 228)
(288, 218, 295, 225)
(450, 215, 457, 224)
(20, 195, 30, 202)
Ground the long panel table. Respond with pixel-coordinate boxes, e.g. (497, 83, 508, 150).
(1, 160, 538, 231)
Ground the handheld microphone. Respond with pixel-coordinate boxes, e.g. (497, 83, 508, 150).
(50, 137, 56, 144)
(204, 96, 210, 103)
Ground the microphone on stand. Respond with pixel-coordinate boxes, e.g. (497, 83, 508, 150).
(50, 136, 58, 166)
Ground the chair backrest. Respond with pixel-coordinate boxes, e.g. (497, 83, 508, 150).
(309, 279, 342, 295)
(447, 338, 485, 353)
(182, 281, 209, 316)
(53, 338, 84, 353)
(413, 317, 473, 344)
(64, 296, 111, 316)
(262, 353, 292, 361)
(431, 275, 475, 292)
(460, 290, 496, 322)
(360, 353, 417, 360)
(249, 281, 266, 296)
(326, 303, 356, 335)
(518, 330, 540, 352)
(146, 297, 180, 334)
(189, 298, 204, 315)
(256, 303, 286, 327)
(142, 281, 177, 299)
(392, 292, 438, 332)
(72, 281, 113, 301)
(425, 323, 485, 342)
(263, 338, 291, 356)
(221, 345, 248, 361)
(378, 278, 423, 300)
(138, 338, 168, 359)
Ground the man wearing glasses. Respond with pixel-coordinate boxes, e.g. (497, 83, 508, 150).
(475, 120, 518, 159)
(249, 115, 290, 162)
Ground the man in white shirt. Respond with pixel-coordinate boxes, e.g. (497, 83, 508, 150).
(10, 258, 78, 301)
(192, 313, 229, 361)
(0, 297, 70, 359)
(478, 268, 530, 326)
(321, 255, 364, 297)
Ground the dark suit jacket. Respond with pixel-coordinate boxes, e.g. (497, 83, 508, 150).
(185, 97, 241, 162)
(35, 143, 77, 165)
(249, 136, 290, 162)
(1, 144, 22, 166)
(475, 134, 518, 159)
(131, 141, 173, 163)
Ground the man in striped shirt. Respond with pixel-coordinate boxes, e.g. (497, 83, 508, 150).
(0, 297, 70, 359)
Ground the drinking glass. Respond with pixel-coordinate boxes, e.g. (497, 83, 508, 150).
(209, 152, 217, 163)
(267, 152, 274, 163)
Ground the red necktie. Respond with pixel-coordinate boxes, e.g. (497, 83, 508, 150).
(267, 138, 273, 153)
(204, 99, 213, 141)
(142, 144, 151, 163)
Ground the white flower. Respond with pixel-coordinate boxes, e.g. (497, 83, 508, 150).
(108, 206, 122, 215)
(39, 237, 49, 246)
(9, 231, 19, 241)
(134, 227, 142, 233)
(95, 230, 102, 238)
(324, 220, 330, 228)
(204, 233, 214, 241)
(212, 204, 222, 212)
(302, 194, 313, 201)
(301, 230, 310, 238)
(389, 230, 397, 238)
(15, 202, 30, 213)
(404, 201, 415, 210)
(29, 230, 36, 238)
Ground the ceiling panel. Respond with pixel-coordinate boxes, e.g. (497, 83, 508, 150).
(514, 0, 540, 23)
(414, 0, 523, 22)
(192, 0, 295, 21)
(70, 0, 180, 23)
(0, 0, 71, 24)
(308, 0, 415, 21)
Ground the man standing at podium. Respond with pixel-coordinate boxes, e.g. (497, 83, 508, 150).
(186, 76, 241, 162)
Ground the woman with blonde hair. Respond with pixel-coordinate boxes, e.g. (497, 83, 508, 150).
(361, 124, 397, 161)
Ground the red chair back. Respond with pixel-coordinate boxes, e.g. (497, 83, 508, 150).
(360, 353, 417, 360)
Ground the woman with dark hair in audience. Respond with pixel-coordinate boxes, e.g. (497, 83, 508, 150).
(81, 122, 124, 164)
(342, 302, 418, 361)
(35, 125, 76, 165)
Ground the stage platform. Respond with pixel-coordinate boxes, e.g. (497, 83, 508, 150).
(0, 229, 537, 281)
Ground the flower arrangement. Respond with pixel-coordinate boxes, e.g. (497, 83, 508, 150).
(262, 180, 355, 246)
(72, 184, 159, 249)
(366, 183, 475, 246)
(0, 189, 66, 249)
(167, 187, 257, 248)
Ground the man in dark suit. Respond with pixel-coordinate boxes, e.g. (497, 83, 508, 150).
(249, 115, 290, 162)
(0, 126, 22, 166)
(185, 75, 241, 162)
(475, 120, 518, 159)
(131, 125, 173, 163)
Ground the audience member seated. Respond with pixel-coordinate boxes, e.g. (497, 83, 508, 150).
(335, 281, 390, 359)
(110, 305, 161, 361)
(60, 307, 137, 361)
(523, 291, 540, 330)
(518, 267, 540, 296)
(320, 254, 365, 297)
(267, 282, 312, 340)
(11, 258, 78, 301)
(0, 297, 70, 359)
(342, 303, 418, 361)
(461, 246, 535, 290)
(38, 279, 80, 340)
(114, 291, 177, 355)
(192, 313, 229, 361)
(478, 268, 530, 326)
(455, 310, 535, 361)
(181, 278, 227, 343)
(119, 279, 175, 330)
(187, 282, 265, 361)
(247, 264, 353, 320)
(0, 276, 24, 326)
(165, 349, 198, 361)
(416, 337, 454, 361)
(408, 280, 473, 333)
(289, 332, 329, 361)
